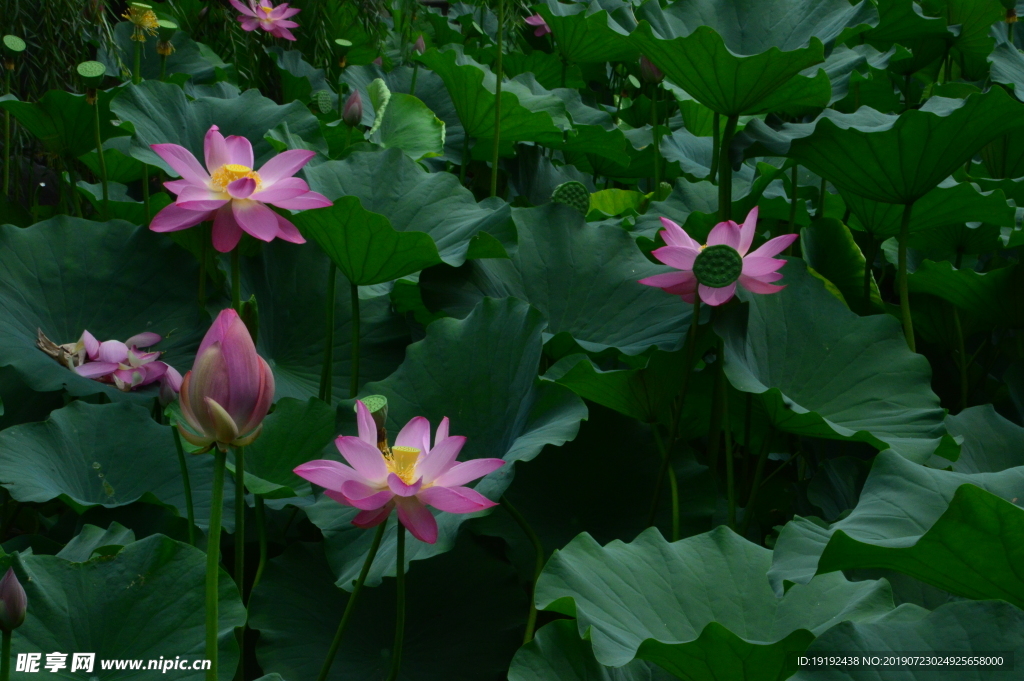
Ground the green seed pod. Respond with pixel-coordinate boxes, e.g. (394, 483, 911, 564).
(77, 61, 107, 89)
(358, 395, 389, 431)
(157, 19, 178, 42)
(551, 181, 590, 216)
(2, 35, 26, 56)
(314, 90, 333, 114)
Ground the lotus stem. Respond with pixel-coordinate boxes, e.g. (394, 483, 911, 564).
(350, 283, 360, 398)
(862, 233, 877, 310)
(233, 446, 245, 681)
(722, 387, 736, 531)
(159, 54, 168, 82)
(718, 115, 739, 221)
(1, 630, 9, 681)
(250, 495, 268, 600)
(490, 0, 504, 199)
(952, 303, 968, 411)
(92, 94, 109, 220)
(787, 164, 799, 252)
(459, 133, 470, 185)
(652, 426, 680, 541)
(316, 521, 387, 681)
(319, 264, 337, 403)
(3, 68, 11, 197)
(172, 427, 196, 546)
(816, 176, 827, 219)
(897, 202, 916, 352)
(231, 248, 241, 312)
(709, 114, 720, 184)
(501, 495, 544, 643)
(205, 448, 227, 681)
(410, 63, 419, 95)
(65, 157, 84, 218)
(738, 431, 773, 536)
(651, 84, 661, 193)
(385, 523, 407, 681)
(141, 165, 151, 219)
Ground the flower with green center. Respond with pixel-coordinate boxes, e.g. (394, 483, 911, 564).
(639, 207, 797, 306)
(123, 3, 159, 41)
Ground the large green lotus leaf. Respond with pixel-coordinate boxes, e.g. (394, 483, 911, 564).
(0, 401, 234, 531)
(110, 80, 323, 176)
(369, 92, 446, 160)
(267, 46, 334, 107)
(416, 47, 564, 145)
(769, 449, 1024, 594)
(302, 148, 515, 266)
(631, 0, 877, 116)
(305, 298, 587, 587)
(0, 88, 126, 158)
(800, 218, 883, 316)
(100, 21, 226, 84)
(56, 522, 135, 562)
(980, 130, 1024, 178)
(79, 137, 148, 184)
(13, 535, 245, 680)
(249, 539, 523, 680)
(717, 260, 951, 462)
(906, 260, 1019, 328)
(944, 405, 1024, 473)
(842, 179, 1015, 237)
(240, 239, 410, 403)
(421, 204, 691, 355)
(509, 620, 676, 681)
(535, 526, 895, 678)
(863, 0, 953, 75)
(989, 38, 1024, 101)
(0, 218, 204, 402)
(76, 180, 172, 225)
(241, 397, 336, 499)
(536, 0, 638, 64)
(792, 600, 1024, 681)
(503, 51, 587, 90)
(744, 89, 1024, 204)
(290, 196, 441, 286)
(920, 0, 1005, 81)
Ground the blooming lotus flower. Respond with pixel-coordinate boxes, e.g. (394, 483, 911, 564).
(229, 0, 300, 40)
(0, 568, 26, 633)
(294, 400, 505, 544)
(177, 309, 274, 452)
(525, 14, 551, 37)
(149, 125, 332, 253)
(72, 330, 181, 394)
(639, 207, 797, 306)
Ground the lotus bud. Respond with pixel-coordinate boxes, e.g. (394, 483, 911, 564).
(342, 90, 362, 127)
(639, 55, 663, 84)
(413, 35, 426, 54)
(177, 309, 275, 452)
(0, 568, 27, 633)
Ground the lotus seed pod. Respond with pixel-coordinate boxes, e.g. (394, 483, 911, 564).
(2, 35, 26, 57)
(77, 61, 107, 89)
(358, 395, 389, 431)
(315, 90, 333, 114)
(551, 181, 590, 216)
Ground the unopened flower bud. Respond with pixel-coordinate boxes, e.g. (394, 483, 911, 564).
(0, 568, 27, 633)
(342, 90, 362, 127)
(413, 35, 426, 54)
(639, 55, 663, 84)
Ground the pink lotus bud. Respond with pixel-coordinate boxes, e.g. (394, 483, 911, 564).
(413, 35, 426, 54)
(160, 365, 183, 406)
(639, 55, 663, 84)
(343, 90, 362, 127)
(177, 309, 274, 452)
(0, 568, 27, 633)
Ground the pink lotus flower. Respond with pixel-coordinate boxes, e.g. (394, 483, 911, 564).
(294, 400, 505, 544)
(149, 125, 332, 253)
(639, 207, 797, 306)
(73, 330, 181, 394)
(177, 309, 274, 452)
(525, 14, 551, 37)
(229, 0, 300, 40)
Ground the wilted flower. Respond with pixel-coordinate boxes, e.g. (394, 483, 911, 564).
(0, 568, 27, 633)
(413, 35, 426, 54)
(342, 90, 362, 127)
(229, 0, 301, 40)
(639, 55, 663, 84)
(294, 400, 505, 544)
(525, 14, 551, 37)
(639, 207, 797, 306)
(177, 309, 275, 452)
(122, 2, 159, 42)
(149, 125, 332, 252)
(72, 330, 181, 393)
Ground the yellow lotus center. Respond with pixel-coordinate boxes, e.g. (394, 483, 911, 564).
(261, 5, 274, 13)
(385, 446, 420, 485)
(210, 164, 262, 191)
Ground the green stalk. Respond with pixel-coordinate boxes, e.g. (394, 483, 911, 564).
(92, 95, 109, 220)
(1, 630, 9, 681)
(233, 446, 245, 681)
(316, 522, 387, 681)
(3, 68, 11, 197)
(132, 40, 151, 220)
(319, 264, 338, 403)
(172, 428, 196, 546)
(652, 427, 680, 541)
(159, 54, 168, 82)
(141, 166, 151, 219)
(816, 176, 827, 219)
(205, 448, 227, 681)
(250, 495, 268, 599)
(501, 496, 544, 643)
(722, 388, 735, 530)
(385, 524, 407, 681)
(231, 248, 241, 312)
(952, 303, 968, 411)
(897, 202, 916, 352)
(350, 283, 361, 398)
(709, 114, 720, 185)
(787, 164, 799, 227)
(459, 133, 470, 185)
(650, 84, 661, 193)
(133, 40, 143, 86)
(66, 157, 84, 218)
(718, 115, 739, 221)
(738, 432, 773, 536)
(862, 233, 877, 310)
(410, 63, 419, 95)
(706, 347, 725, 489)
(490, 0, 504, 198)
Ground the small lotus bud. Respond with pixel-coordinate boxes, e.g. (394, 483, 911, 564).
(413, 35, 426, 54)
(0, 568, 27, 633)
(639, 55, 663, 84)
(342, 90, 362, 127)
